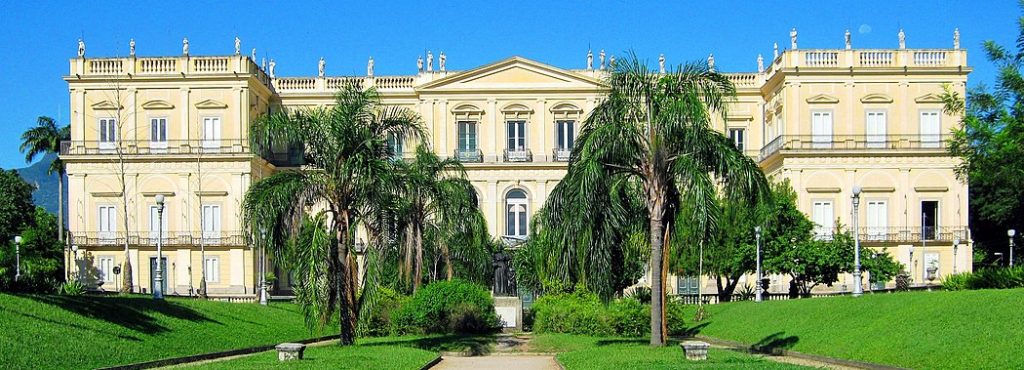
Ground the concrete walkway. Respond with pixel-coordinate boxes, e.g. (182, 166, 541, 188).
(431, 355, 560, 370)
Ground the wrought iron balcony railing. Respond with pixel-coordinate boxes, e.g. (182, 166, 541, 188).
(759, 134, 952, 161)
(70, 231, 247, 247)
(552, 148, 572, 162)
(813, 226, 967, 243)
(503, 148, 533, 162)
(454, 149, 483, 163)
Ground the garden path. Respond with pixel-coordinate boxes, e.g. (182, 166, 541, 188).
(431, 355, 561, 370)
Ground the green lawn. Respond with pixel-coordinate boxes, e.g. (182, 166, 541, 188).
(0, 293, 332, 370)
(188, 342, 438, 370)
(533, 334, 808, 370)
(685, 288, 1024, 369)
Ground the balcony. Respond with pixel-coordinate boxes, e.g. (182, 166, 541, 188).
(61, 139, 250, 156)
(855, 226, 968, 243)
(273, 75, 416, 94)
(759, 134, 951, 161)
(552, 148, 572, 162)
(504, 148, 533, 162)
(768, 48, 966, 74)
(454, 149, 483, 163)
(70, 55, 270, 86)
(70, 231, 247, 247)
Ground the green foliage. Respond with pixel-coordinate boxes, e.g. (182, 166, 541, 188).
(532, 291, 687, 337)
(358, 286, 410, 337)
(58, 280, 85, 296)
(942, 266, 1024, 290)
(394, 279, 499, 335)
(625, 286, 651, 304)
(683, 289, 1024, 369)
(190, 340, 439, 370)
(941, 8, 1024, 261)
(0, 293, 333, 369)
(549, 336, 802, 370)
(0, 169, 35, 245)
(0, 173, 64, 293)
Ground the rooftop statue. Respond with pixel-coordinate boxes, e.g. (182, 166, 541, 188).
(234, 37, 241, 55)
(587, 49, 593, 70)
(129, 38, 135, 56)
(269, 59, 276, 78)
(427, 50, 433, 72)
(182, 37, 189, 56)
(251, 48, 256, 61)
(659, 54, 665, 73)
(599, 49, 606, 70)
(845, 29, 851, 49)
(439, 52, 446, 72)
(773, 42, 779, 58)
(899, 28, 906, 49)
(790, 27, 798, 49)
(318, 57, 325, 77)
(78, 38, 85, 58)
(707, 53, 715, 72)
(609, 54, 616, 69)
(954, 28, 960, 50)
(367, 56, 374, 77)
(417, 55, 424, 72)
(757, 54, 764, 73)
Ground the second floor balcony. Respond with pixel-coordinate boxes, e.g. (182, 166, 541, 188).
(504, 148, 533, 162)
(61, 139, 250, 156)
(70, 230, 247, 247)
(552, 148, 572, 162)
(759, 134, 952, 161)
(814, 226, 968, 243)
(454, 149, 483, 163)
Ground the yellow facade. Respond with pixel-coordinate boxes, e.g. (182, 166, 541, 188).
(62, 35, 971, 296)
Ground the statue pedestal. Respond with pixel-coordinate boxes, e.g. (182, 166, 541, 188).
(493, 296, 522, 332)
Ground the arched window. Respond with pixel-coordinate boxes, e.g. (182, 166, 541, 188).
(505, 189, 528, 238)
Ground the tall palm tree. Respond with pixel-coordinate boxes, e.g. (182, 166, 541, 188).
(20, 116, 71, 262)
(242, 84, 423, 345)
(543, 54, 769, 346)
(395, 145, 486, 291)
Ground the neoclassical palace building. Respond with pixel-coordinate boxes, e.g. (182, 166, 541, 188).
(62, 30, 971, 297)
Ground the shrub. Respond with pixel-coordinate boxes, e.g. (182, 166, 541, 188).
(360, 287, 410, 337)
(59, 280, 85, 296)
(395, 279, 499, 334)
(895, 273, 911, 291)
(943, 266, 1024, 291)
(626, 286, 651, 304)
(532, 290, 687, 337)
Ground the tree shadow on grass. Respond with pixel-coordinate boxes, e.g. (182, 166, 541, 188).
(679, 322, 710, 337)
(750, 332, 800, 355)
(22, 294, 219, 335)
(365, 335, 495, 356)
(595, 338, 648, 346)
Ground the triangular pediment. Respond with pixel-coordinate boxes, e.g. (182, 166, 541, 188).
(195, 99, 228, 109)
(806, 94, 839, 104)
(915, 93, 944, 103)
(419, 57, 607, 91)
(142, 100, 175, 109)
(860, 94, 893, 104)
(91, 100, 122, 110)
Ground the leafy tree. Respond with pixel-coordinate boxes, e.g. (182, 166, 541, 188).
(0, 170, 36, 244)
(20, 116, 70, 243)
(394, 145, 490, 291)
(0, 207, 65, 291)
(540, 54, 769, 345)
(862, 248, 904, 286)
(941, 8, 1024, 262)
(242, 84, 423, 345)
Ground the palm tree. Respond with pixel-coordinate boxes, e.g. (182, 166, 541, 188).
(20, 116, 71, 264)
(396, 145, 485, 291)
(543, 54, 769, 346)
(242, 84, 423, 345)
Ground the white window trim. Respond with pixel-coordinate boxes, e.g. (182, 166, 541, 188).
(865, 199, 888, 240)
(811, 199, 835, 238)
(149, 116, 169, 152)
(918, 109, 942, 148)
(201, 203, 222, 243)
(98, 204, 117, 244)
(505, 190, 529, 238)
(728, 127, 746, 151)
(920, 198, 941, 239)
(201, 116, 222, 151)
(506, 119, 528, 152)
(865, 109, 888, 148)
(97, 256, 116, 283)
(98, 117, 118, 151)
(810, 110, 834, 149)
(205, 256, 220, 283)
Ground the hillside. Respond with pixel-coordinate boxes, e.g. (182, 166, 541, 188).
(686, 289, 1024, 369)
(0, 294, 331, 369)
(14, 152, 64, 215)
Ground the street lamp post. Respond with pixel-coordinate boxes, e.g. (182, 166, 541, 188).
(153, 195, 165, 300)
(952, 238, 960, 274)
(755, 226, 762, 303)
(259, 228, 268, 306)
(852, 186, 863, 297)
(14, 236, 22, 282)
(1009, 229, 1016, 267)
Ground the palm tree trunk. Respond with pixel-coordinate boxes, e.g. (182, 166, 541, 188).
(413, 223, 423, 292)
(442, 240, 453, 281)
(648, 205, 666, 346)
(403, 225, 413, 288)
(59, 176, 66, 280)
(660, 221, 670, 341)
(337, 213, 357, 346)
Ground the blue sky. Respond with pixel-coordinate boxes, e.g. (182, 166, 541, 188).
(0, 0, 1018, 169)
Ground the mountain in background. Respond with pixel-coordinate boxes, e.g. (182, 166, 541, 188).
(14, 152, 65, 216)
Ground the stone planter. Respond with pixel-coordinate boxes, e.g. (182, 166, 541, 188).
(680, 340, 710, 361)
(276, 343, 306, 361)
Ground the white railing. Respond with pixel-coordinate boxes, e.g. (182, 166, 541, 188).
(89, 59, 124, 74)
(804, 51, 840, 67)
(727, 73, 760, 88)
(858, 51, 894, 67)
(913, 51, 947, 66)
(191, 57, 230, 73)
(139, 58, 177, 74)
(326, 77, 363, 90)
(275, 77, 316, 91)
(375, 76, 415, 89)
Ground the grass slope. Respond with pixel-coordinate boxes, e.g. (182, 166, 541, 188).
(534, 334, 807, 370)
(189, 343, 438, 370)
(0, 293, 331, 369)
(686, 289, 1024, 369)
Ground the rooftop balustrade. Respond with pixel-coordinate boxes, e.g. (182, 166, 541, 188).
(759, 134, 952, 161)
(70, 55, 271, 86)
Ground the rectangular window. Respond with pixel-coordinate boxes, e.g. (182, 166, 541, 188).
(866, 111, 887, 148)
(201, 204, 221, 242)
(811, 111, 833, 149)
(387, 133, 403, 158)
(556, 120, 575, 150)
(205, 257, 220, 283)
(676, 276, 699, 295)
(150, 118, 168, 151)
(98, 256, 115, 283)
(98, 118, 117, 150)
(812, 200, 834, 238)
(98, 205, 116, 243)
(921, 200, 939, 240)
(729, 128, 746, 151)
(148, 205, 169, 242)
(506, 120, 526, 152)
(866, 200, 888, 240)
(919, 111, 941, 148)
(457, 121, 477, 152)
(202, 117, 221, 151)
